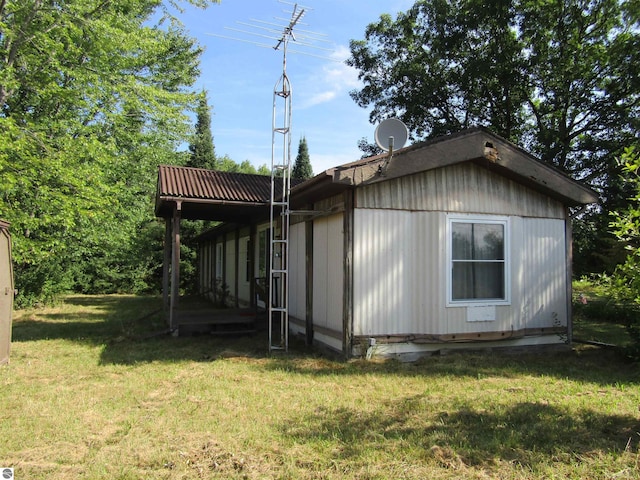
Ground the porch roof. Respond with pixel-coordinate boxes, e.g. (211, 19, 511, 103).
(155, 165, 274, 222)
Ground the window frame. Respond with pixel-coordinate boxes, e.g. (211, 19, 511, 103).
(446, 214, 511, 307)
(215, 242, 223, 280)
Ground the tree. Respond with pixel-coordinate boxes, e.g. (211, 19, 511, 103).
(0, 0, 219, 305)
(348, 0, 640, 274)
(608, 145, 640, 358)
(348, 0, 639, 189)
(292, 136, 313, 180)
(188, 90, 217, 169)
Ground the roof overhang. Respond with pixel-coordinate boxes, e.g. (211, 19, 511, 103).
(317, 129, 599, 207)
(155, 195, 270, 223)
(154, 129, 599, 226)
(154, 165, 275, 223)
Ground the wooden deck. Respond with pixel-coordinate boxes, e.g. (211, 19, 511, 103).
(175, 297, 265, 336)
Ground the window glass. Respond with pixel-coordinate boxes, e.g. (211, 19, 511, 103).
(450, 220, 506, 302)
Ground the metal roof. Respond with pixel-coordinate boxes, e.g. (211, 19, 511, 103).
(155, 165, 304, 222)
(157, 165, 272, 203)
(155, 129, 599, 222)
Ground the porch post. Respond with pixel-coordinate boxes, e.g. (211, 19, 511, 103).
(169, 202, 181, 334)
(305, 212, 314, 346)
(234, 228, 240, 308)
(249, 223, 257, 310)
(163, 218, 171, 312)
(342, 190, 354, 358)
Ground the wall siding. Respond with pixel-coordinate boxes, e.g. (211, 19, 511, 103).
(225, 237, 235, 302)
(312, 214, 343, 332)
(352, 209, 567, 338)
(353, 209, 445, 336)
(289, 222, 306, 320)
(358, 162, 565, 219)
(520, 218, 568, 329)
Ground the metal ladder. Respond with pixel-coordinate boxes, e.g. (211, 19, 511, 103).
(267, 3, 306, 352)
(268, 69, 292, 352)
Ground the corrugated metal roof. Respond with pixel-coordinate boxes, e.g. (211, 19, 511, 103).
(158, 165, 272, 203)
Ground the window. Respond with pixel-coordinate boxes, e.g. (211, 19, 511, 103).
(245, 238, 251, 282)
(447, 216, 509, 305)
(215, 243, 223, 280)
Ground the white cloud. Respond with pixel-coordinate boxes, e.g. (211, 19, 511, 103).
(305, 90, 338, 107)
(298, 44, 361, 109)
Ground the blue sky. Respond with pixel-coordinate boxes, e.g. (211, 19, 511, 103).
(177, 0, 415, 174)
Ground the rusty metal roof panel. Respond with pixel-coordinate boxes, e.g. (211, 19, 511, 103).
(158, 165, 272, 203)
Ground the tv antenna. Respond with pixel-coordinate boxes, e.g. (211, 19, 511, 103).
(208, 1, 335, 61)
(210, 1, 333, 353)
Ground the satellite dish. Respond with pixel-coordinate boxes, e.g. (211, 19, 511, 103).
(375, 118, 408, 152)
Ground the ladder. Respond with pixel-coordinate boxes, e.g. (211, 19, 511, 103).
(268, 68, 293, 353)
(268, 3, 305, 352)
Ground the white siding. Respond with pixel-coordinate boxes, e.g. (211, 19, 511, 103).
(358, 162, 565, 219)
(353, 209, 568, 338)
(225, 237, 235, 298)
(289, 222, 306, 320)
(519, 218, 568, 329)
(353, 209, 446, 336)
(312, 214, 343, 332)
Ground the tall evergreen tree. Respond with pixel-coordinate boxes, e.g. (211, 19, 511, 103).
(188, 91, 216, 170)
(292, 136, 313, 180)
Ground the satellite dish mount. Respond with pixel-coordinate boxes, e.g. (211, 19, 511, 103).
(374, 118, 408, 175)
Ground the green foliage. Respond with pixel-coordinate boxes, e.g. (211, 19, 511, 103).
(292, 136, 313, 179)
(216, 155, 269, 175)
(187, 90, 216, 169)
(0, 0, 219, 306)
(357, 137, 383, 159)
(349, 0, 638, 180)
(608, 146, 640, 359)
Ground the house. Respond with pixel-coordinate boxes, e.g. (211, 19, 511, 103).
(155, 128, 599, 359)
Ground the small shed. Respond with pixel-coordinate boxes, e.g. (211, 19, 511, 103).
(0, 220, 13, 365)
(158, 128, 599, 359)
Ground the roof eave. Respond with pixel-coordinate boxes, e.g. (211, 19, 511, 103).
(325, 129, 598, 207)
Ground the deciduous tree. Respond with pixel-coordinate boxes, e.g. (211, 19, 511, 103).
(348, 0, 640, 274)
(0, 0, 219, 304)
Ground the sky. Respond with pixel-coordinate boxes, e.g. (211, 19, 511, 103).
(175, 0, 415, 174)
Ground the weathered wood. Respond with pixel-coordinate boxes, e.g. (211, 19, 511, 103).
(565, 207, 574, 344)
(342, 190, 354, 358)
(169, 203, 181, 332)
(305, 212, 314, 346)
(234, 228, 240, 308)
(163, 218, 171, 312)
(353, 327, 568, 344)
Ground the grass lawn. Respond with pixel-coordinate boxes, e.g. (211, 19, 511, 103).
(1, 295, 639, 479)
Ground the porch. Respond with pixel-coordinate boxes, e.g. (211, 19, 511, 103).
(175, 296, 263, 336)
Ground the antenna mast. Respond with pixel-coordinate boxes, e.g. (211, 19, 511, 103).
(208, 1, 330, 353)
(268, 2, 305, 352)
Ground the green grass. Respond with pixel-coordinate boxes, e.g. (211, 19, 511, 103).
(1, 295, 639, 479)
(572, 279, 635, 347)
